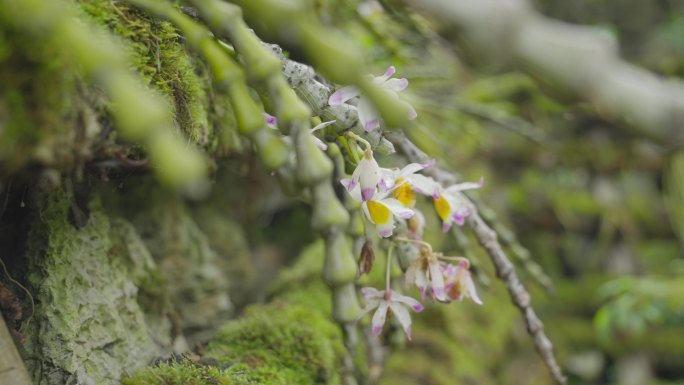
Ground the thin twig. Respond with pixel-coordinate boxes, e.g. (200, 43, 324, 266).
(386, 130, 567, 385)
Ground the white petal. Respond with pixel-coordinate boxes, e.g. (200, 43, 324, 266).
(378, 167, 398, 191)
(391, 292, 424, 312)
(358, 156, 381, 201)
(381, 198, 414, 219)
(361, 201, 374, 224)
(359, 301, 380, 319)
(397, 162, 427, 179)
(340, 178, 355, 191)
(466, 275, 483, 305)
(328, 86, 361, 105)
(313, 137, 327, 151)
(389, 302, 413, 340)
(371, 301, 389, 336)
(375, 219, 395, 238)
(404, 264, 418, 289)
(349, 184, 363, 202)
(357, 98, 380, 132)
(428, 262, 447, 301)
(445, 177, 484, 193)
(405, 102, 418, 120)
(408, 174, 440, 197)
(311, 120, 336, 133)
(441, 216, 454, 233)
(414, 270, 428, 299)
(383, 77, 409, 92)
(361, 286, 384, 299)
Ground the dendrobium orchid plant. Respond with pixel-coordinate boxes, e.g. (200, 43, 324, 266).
(310, 65, 485, 340)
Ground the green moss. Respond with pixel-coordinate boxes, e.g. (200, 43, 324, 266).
(124, 300, 345, 385)
(75, 0, 212, 146)
(0, 16, 82, 175)
(204, 303, 345, 385)
(121, 360, 233, 385)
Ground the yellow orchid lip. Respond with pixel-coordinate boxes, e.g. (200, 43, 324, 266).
(366, 200, 391, 224)
(392, 178, 416, 207)
(433, 194, 451, 221)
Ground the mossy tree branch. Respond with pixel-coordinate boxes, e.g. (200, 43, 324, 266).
(0, 0, 209, 196)
(122, 0, 290, 171)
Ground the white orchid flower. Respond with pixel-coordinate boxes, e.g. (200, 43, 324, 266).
(405, 248, 448, 302)
(359, 287, 424, 340)
(432, 177, 484, 232)
(442, 260, 483, 305)
(328, 66, 417, 132)
(378, 160, 436, 207)
(341, 148, 381, 201)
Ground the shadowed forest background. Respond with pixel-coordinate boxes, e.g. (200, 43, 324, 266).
(1, 0, 684, 384)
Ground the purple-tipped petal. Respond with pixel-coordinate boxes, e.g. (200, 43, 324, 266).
(379, 228, 392, 238)
(389, 301, 415, 341)
(371, 302, 389, 336)
(384, 77, 409, 92)
(328, 86, 361, 106)
(413, 303, 424, 312)
(358, 99, 380, 132)
(364, 119, 380, 132)
(340, 178, 356, 191)
(422, 159, 436, 169)
(445, 178, 484, 193)
(441, 221, 452, 233)
(380, 66, 396, 81)
(264, 113, 277, 127)
(361, 188, 375, 201)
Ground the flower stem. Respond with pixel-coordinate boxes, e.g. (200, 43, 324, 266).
(435, 255, 470, 268)
(393, 237, 433, 254)
(346, 131, 372, 152)
(385, 242, 394, 293)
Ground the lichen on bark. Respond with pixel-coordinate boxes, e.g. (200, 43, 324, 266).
(24, 188, 170, 385)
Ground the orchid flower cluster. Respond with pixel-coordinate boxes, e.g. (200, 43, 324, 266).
(327, 67, 484, 340)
